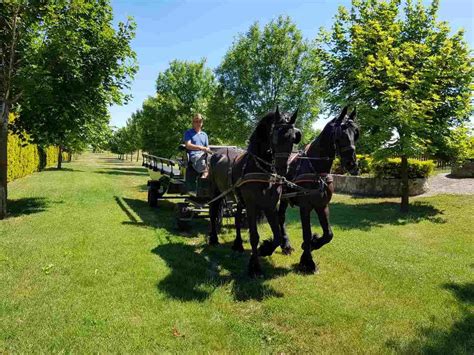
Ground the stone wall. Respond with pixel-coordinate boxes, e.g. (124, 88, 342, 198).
(332, 174, 429, 197)
(451, 159, 474, 178)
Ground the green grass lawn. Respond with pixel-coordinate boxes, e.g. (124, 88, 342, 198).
(1, 152, 472, 353)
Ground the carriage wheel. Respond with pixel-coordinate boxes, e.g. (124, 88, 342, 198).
(157, 177, 169, 198)
(148, 179, 168, 208)
(148, 186, 158, 207)
(176, 202, 192, 230)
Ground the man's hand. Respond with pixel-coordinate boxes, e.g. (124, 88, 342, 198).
(202, 147, 212, 154)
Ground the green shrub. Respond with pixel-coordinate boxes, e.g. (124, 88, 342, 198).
(8, 128, 41, 182)
(7, 113, 63, 182)
(371, 158, 434, 179)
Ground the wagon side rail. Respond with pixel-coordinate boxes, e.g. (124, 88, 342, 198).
(142, 153, 183, 179)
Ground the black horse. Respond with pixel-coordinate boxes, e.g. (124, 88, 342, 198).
(278, 106, 359, 273)
(208, 108, 301, 277)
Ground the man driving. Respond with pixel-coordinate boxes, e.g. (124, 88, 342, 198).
(184, 113, 211, 176)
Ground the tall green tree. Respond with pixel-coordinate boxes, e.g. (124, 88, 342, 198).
(321, 0, 473, 211)
(139, 59, 217, 158)
(215, 15, 324, 138)
(13, 0, 137, 169)
(0, 1, 45, 219)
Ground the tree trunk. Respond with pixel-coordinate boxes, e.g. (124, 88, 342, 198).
(0, 102, 9, 220)
(57, 145, 63, 169)
(136, 149, 139, 162)
(400, 155, 409, 213)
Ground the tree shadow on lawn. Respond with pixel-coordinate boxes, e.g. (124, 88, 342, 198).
(96, 168, 148, 176)
(43, 167, 82, 172)
(7, 197, 50, 217)
(386, 282, 474, 354)
(104, 167, 148, 173)
(285, 199, 446, 231)
(152, 240, 288, 302)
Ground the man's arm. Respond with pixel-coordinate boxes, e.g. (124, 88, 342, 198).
(185, 140, 210, 152)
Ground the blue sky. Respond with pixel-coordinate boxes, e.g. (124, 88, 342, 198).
(109, 0, 473, 130)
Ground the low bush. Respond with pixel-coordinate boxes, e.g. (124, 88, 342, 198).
(371, 158, 435, 179)
(7, 113, 65, 182)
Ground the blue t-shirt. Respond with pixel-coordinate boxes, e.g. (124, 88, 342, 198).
(184, 128, 209, 157)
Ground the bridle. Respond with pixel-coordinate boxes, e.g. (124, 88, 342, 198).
(244, 122, 300, 175)
(271, 122, 300, 160)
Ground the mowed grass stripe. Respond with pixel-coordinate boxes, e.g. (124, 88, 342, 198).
(1, 152, 472, 353)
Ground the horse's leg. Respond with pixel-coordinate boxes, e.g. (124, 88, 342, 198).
(232, 203, 244, 252)
(208, 198, 221, 245)
(278, 199, 294, 255)
(299, 204, 317, 273)
(258, 207, 282, 257)
(311, 205, 334, 250)
(247, 205, 263, 277)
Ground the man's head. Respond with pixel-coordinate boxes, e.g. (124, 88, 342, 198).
(192, 113, 203, 131)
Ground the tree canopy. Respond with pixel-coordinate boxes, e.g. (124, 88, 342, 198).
(13, 0, 137, 165)
(320, 0, 473, 210)
(321, 0, 473, 157)
(138, 59, 217, 158)
(215, 15, 324, 138)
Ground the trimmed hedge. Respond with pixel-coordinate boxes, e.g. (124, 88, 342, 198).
(331, 154, 434, 179)
(371, 158, 435, 179)
(8, 129, 41, 182)
(7, 114, 66, 183)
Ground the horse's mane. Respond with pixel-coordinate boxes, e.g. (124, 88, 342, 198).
(305, 118, 335, 156)
(247, 111, 275, 154)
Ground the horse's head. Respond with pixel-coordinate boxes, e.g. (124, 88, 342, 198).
(250, 107, 301, 175)
(270, 107, 301, 175)
(332, 107, 360, 175)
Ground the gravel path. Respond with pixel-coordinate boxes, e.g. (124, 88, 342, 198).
(420, 173, 474, 196)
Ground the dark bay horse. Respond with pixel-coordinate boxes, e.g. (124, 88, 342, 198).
(208, 108, 301, 277)
(278, 106, 360, 273)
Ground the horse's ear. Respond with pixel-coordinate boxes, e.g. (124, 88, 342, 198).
(349, 108, 357, 123)
(336, 106, 348, 122)
(275, 105, 281, 120)
(289, 108, 298, 124)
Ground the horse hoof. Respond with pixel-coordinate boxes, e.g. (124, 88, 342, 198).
(301, 234, 322, 250)
(298, 262, 317, 274)
(231, 242, 244, 253)
(298, 252, 317, 274)
(258, 239, 275, 257)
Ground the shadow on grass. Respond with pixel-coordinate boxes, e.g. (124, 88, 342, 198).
(115, 195, 289, 301)
(285, 200, 446, 231)
(7, 197, 49, 217)
(104, 167, 147, 173)
(115, 196, 211, 238)
(387, 282, 474, 354)
(96, 169, 148, 176)
(43, 167, 81, 172)
(152, 240, 288, 302)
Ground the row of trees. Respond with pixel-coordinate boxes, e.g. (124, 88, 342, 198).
(113, 0, 472, 212)
(110, 16, 324, 159)
(0, 0, 137, 219)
